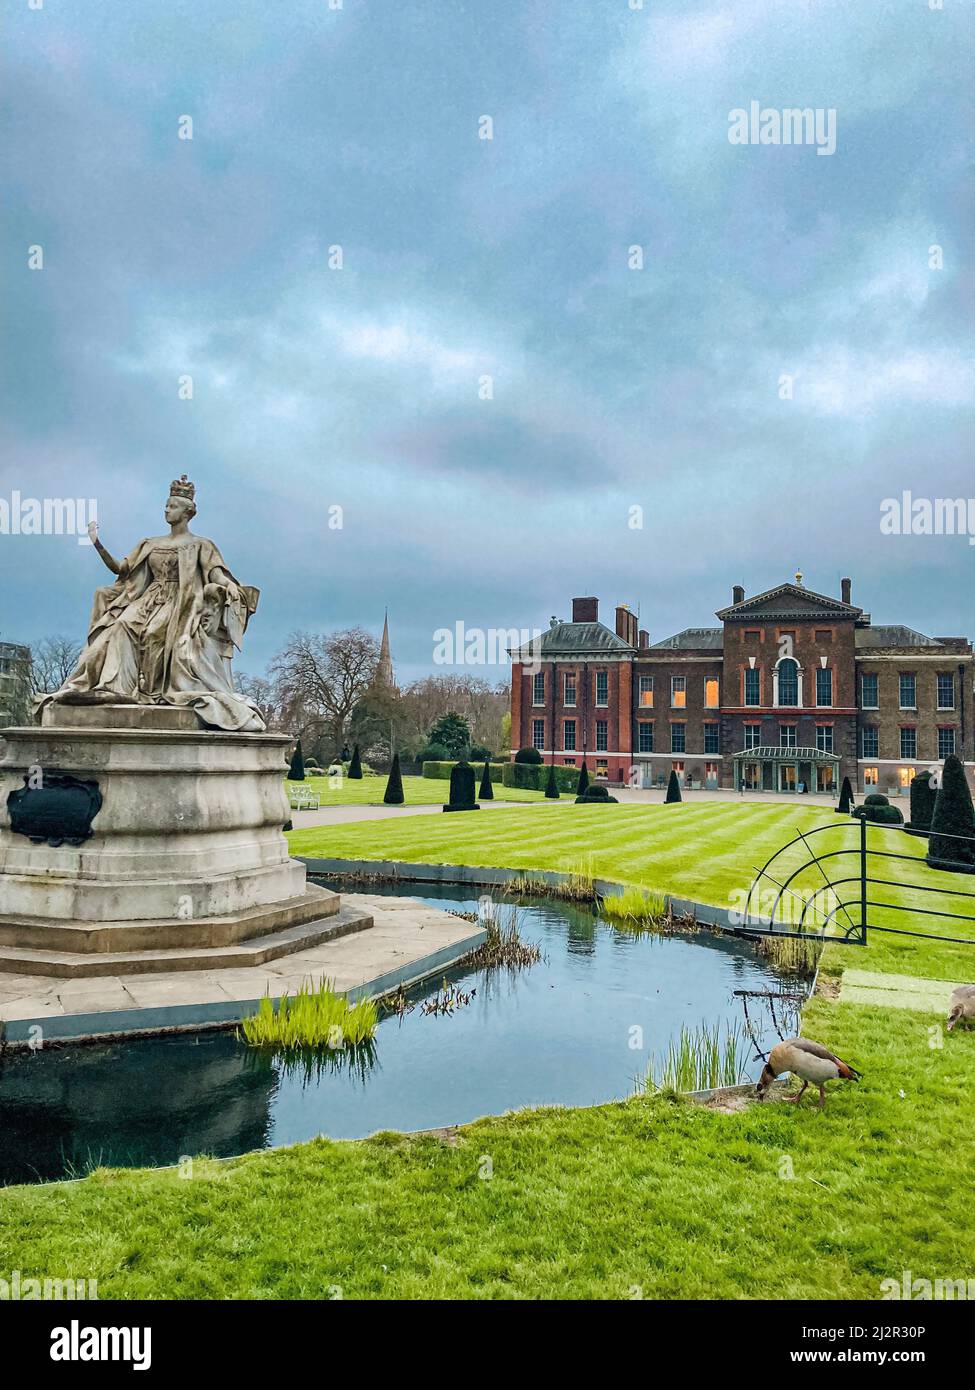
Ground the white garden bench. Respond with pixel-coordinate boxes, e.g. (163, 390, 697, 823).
(287, 786, 321, 810)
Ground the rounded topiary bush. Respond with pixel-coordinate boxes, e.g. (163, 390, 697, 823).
(854, 798, 904, 825)
(864, 792, 889, 806)
(515, 747, 543, 764)
(576, 783, 618, 804)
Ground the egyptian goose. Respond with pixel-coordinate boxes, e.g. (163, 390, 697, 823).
(756, 1037, 862, 1109)
(947, 985, 975, 1031)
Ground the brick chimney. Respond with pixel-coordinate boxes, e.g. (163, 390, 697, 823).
(572, 596, 598, 623)
(638, 628, 649, 650)
(841, 576, 852, 604)
(732, 584, 745, 604)
(615, 605, 639, 646)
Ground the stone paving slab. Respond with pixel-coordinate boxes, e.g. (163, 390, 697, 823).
(840, 968, 962, 1013)
(0, 894, 484, 1044)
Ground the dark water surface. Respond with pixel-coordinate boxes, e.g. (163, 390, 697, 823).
(0, 883, 795, 1184)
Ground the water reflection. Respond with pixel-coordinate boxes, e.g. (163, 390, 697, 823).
(0, 884, 795, 1184)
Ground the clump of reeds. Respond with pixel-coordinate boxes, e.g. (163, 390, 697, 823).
(601, 885, 702, 935)
(505, 854, 597, 903)
(755, 932, 823, 976)
(460, 902, 542, 970)
(645, 1021, 748, 1094)
(601, 884, 668, 928)
(239, 977, 378, 1049)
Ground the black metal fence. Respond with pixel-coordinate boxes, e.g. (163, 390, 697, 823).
(742, 818, 975, 948)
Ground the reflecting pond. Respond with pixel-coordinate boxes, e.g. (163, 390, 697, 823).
(0, 882, 802, 1184)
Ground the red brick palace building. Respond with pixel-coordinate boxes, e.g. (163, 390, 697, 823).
(509, 576, 974, 794)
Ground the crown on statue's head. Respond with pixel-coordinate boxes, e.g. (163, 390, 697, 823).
(169, 474, 196, 502)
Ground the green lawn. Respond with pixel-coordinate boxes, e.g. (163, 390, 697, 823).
(288, 802, 975, 984)
(1, 994, 972, 1299)
(287, 772, 545, 806)
(3, 801, 974, 1299)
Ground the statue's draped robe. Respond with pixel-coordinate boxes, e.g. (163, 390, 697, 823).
(42, 535, 265, 732)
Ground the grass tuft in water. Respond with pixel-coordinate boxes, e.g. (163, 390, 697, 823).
(506, 854, 596, 903)
(459, 903, 542, 970)
(601, 884, 668, 928)
(755, 932, 824, 977)
(239, 977, 378, 1050)
(645, 1021, 749, 1094)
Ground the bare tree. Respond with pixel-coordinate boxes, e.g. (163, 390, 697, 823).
(269, 628, 380, 748)
(234, 672, 283, 730)
(28, 636, 83, 697)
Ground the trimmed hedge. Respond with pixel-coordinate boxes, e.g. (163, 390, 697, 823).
(423, 760, 507, 782)
(501, 762, 582, 793)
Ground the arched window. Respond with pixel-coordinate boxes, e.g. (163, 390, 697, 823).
(777, 657, 799, 706)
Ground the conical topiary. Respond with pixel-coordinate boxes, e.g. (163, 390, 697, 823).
(926, 755, 975, 872)
(348, 743, 363, 779)
(836, 775, 854, 814)
(383, 752, 404, 805)
(545, 764, 560, 799)
(575, 759, 590, 799)
(909, 770, 937, 833)
(478, 760, 494, 800)
(665, 769, 682, 804)
(288, 738, 305, 781)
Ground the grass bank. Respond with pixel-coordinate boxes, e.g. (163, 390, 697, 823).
(3, 801, 974, 1298)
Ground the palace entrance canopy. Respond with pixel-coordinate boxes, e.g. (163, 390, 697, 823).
(733, 746, 840, 794)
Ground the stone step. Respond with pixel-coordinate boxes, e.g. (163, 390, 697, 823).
(0, 884, 339, 953)
(0, 903, 373, 978)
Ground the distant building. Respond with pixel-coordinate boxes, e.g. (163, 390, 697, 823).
(0, 641, 31, 727)
(509, 577, 974, 793)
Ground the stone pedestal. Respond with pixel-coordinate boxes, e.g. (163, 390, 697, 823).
(0, 706, 348, 976)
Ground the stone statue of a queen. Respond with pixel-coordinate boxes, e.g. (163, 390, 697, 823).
(39, 475, 266, 732)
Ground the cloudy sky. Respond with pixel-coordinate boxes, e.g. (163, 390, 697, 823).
(2, 0, 973, 681)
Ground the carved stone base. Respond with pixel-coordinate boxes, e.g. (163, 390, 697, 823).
(0, 718, 345, 977)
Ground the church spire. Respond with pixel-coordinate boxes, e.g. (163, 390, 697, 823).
(375, 609, 395, 689)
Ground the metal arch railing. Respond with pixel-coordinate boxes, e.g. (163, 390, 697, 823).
(742, 815, 975, 948)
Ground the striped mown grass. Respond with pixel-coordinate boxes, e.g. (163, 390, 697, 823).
(288, 803, 975, 983)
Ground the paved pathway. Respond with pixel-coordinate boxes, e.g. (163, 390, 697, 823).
(840, 968, 959, 1014)
(289, 799, 539, 828)
(0, 894, 484, 1044)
